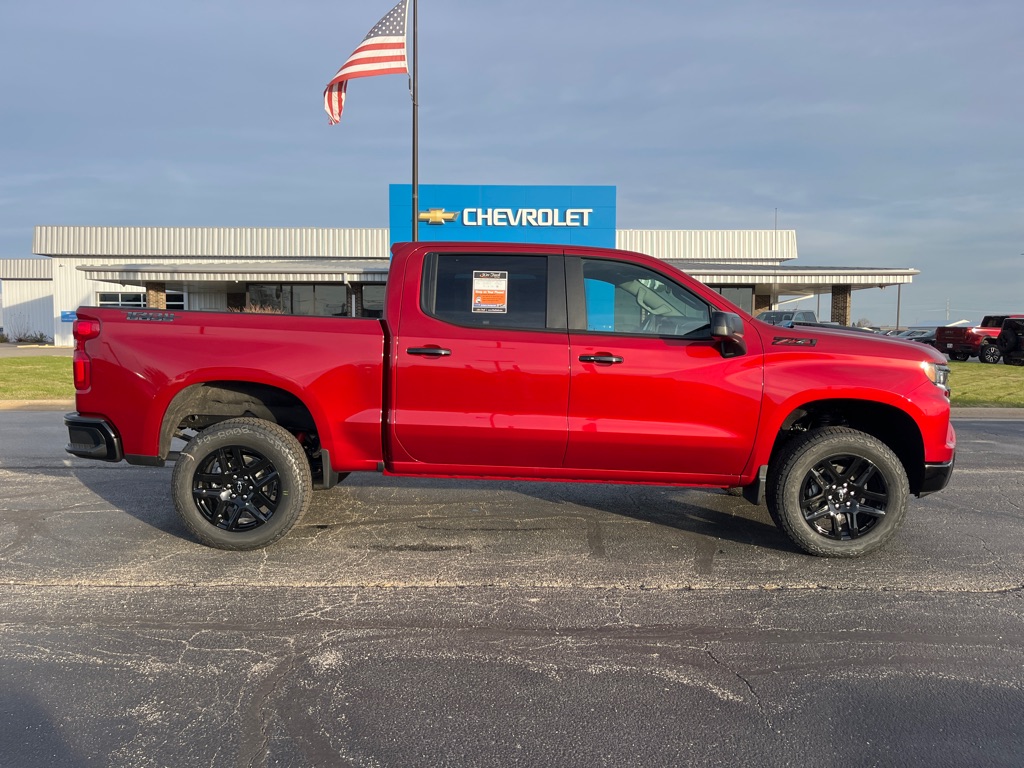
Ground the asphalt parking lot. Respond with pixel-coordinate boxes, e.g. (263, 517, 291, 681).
(1, 409, 1023, 766)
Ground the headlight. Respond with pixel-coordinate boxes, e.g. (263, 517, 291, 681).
(921, 361, 950, 392)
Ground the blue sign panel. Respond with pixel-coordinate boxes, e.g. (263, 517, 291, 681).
(389, 184, 616, 248)
(60, 310, 77, 323)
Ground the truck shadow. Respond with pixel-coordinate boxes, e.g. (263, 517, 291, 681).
(325, 474, 797, 555)
(0, 688, 88, 768)
(69, 465, 795, 555)
(69, 464, 190, 539)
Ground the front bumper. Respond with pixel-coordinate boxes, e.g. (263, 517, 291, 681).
(65, 413, 123, 462)
(918, 457, 955, 496)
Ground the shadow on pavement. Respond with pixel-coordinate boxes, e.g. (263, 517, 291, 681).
(67, 457, 794, 555)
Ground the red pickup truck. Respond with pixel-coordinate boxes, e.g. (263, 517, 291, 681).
(65, 241, 955, 557)
(935, 315, 1024, 363)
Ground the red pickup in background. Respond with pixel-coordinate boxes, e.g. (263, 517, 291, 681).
(935, 315, 1024, 363)
(65, 241, 955, 558)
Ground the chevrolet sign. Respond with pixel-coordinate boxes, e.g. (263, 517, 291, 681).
(462, 208, 593, 227)
(390, 184, 616, 247)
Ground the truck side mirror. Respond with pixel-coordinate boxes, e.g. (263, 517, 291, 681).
(711, 311, 747, 358)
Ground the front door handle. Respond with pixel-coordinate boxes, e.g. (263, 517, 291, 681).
(407, 347, 452, 357)
(578, 354, 624, 364)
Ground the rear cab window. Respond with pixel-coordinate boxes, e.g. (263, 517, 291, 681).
(420, 253, 566, 331)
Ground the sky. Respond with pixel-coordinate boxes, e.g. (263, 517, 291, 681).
(1, 0, 1021, 327)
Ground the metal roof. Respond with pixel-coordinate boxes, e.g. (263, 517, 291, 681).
(26, 225, 922, 302)
(0, 258, 52, 280)
(617, 229, 797, 265)
(34, 226, 390, 259)
(35, 226, 800, 265)
(670, 261, 918, 285)
(666, 261, 918, 296)
(76, 260, 391, 290)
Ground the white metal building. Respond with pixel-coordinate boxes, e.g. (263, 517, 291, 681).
(1, 225, 918, 347)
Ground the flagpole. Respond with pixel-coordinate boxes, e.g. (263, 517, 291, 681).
(411, 0, 419, 242)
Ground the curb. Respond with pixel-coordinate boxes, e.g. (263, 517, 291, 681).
(0, 400, 74, 412)
(950, 407, 1024, 420)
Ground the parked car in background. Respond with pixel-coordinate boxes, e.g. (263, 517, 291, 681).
(756, 309, 818, 325)
(897, 327, 938, 346)
(935, 315, 1024, 363)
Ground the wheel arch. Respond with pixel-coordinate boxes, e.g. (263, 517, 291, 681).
(765, 399, 926, 494)
(159, 381, 319, 460)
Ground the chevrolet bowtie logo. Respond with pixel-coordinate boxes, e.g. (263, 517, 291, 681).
(418, 208, 460, 225)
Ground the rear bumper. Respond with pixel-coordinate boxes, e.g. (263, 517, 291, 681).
(939, 343, 977, 356)
(918, 457, 955, 496)
(65, 413, 123, 462)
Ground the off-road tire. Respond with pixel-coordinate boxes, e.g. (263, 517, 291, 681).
(766, 427, 909, 557)
(997, 328, 1019, 354)
(172, 417, 312, 550)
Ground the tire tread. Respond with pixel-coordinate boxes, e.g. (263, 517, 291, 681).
(172, 417, 312, 550)
(766, 427, 909, 558)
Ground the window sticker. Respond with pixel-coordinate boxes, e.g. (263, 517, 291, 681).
(471, 271, 508, 313)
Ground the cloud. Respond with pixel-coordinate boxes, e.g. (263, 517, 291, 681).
(1, 0, 1021, 323)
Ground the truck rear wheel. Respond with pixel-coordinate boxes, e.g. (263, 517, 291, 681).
(766, 427, 909, 557)
(172, 417, 311, 550)
(979, 344, 1001, 364)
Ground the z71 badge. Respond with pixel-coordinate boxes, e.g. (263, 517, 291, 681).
(125, 311, 177, 322)
(772, 336, 816, 346)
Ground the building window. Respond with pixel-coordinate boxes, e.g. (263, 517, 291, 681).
(97, 291, 185, 310)
(715, 286, 754, 314)
(246, 284, 350, 316)
(361, 284, 386, 318)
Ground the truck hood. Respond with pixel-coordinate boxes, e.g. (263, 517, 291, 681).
(752, 321, 948, 365)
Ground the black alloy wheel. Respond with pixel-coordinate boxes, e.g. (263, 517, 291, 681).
(767, 427, 909, 557)
(192, 445, 281, 531)
(795, 453, 888, 539)
(172, 418, 312, 550)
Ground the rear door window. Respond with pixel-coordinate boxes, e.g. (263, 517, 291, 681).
(423, 253, 556, 330)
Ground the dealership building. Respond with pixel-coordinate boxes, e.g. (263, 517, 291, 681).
(0, 185, 918, 347)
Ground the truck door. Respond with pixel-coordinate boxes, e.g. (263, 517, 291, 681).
(564, 256, 763, 481)
(390, 251, 571, 470)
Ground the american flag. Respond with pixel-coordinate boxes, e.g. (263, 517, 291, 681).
(323, 0, 409, 125)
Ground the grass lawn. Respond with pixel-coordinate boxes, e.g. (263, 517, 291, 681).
(0, 356, 1022, 407)
(0, 357, 75, 400)
(947, 360, 1024, 407)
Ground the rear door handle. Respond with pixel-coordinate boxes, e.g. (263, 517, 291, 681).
(407, 347, 452, 357)
(578, 355, 624, 364)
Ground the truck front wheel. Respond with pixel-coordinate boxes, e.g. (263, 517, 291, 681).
(172, 417, 312, 550)
(766, 427, 909, 557)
